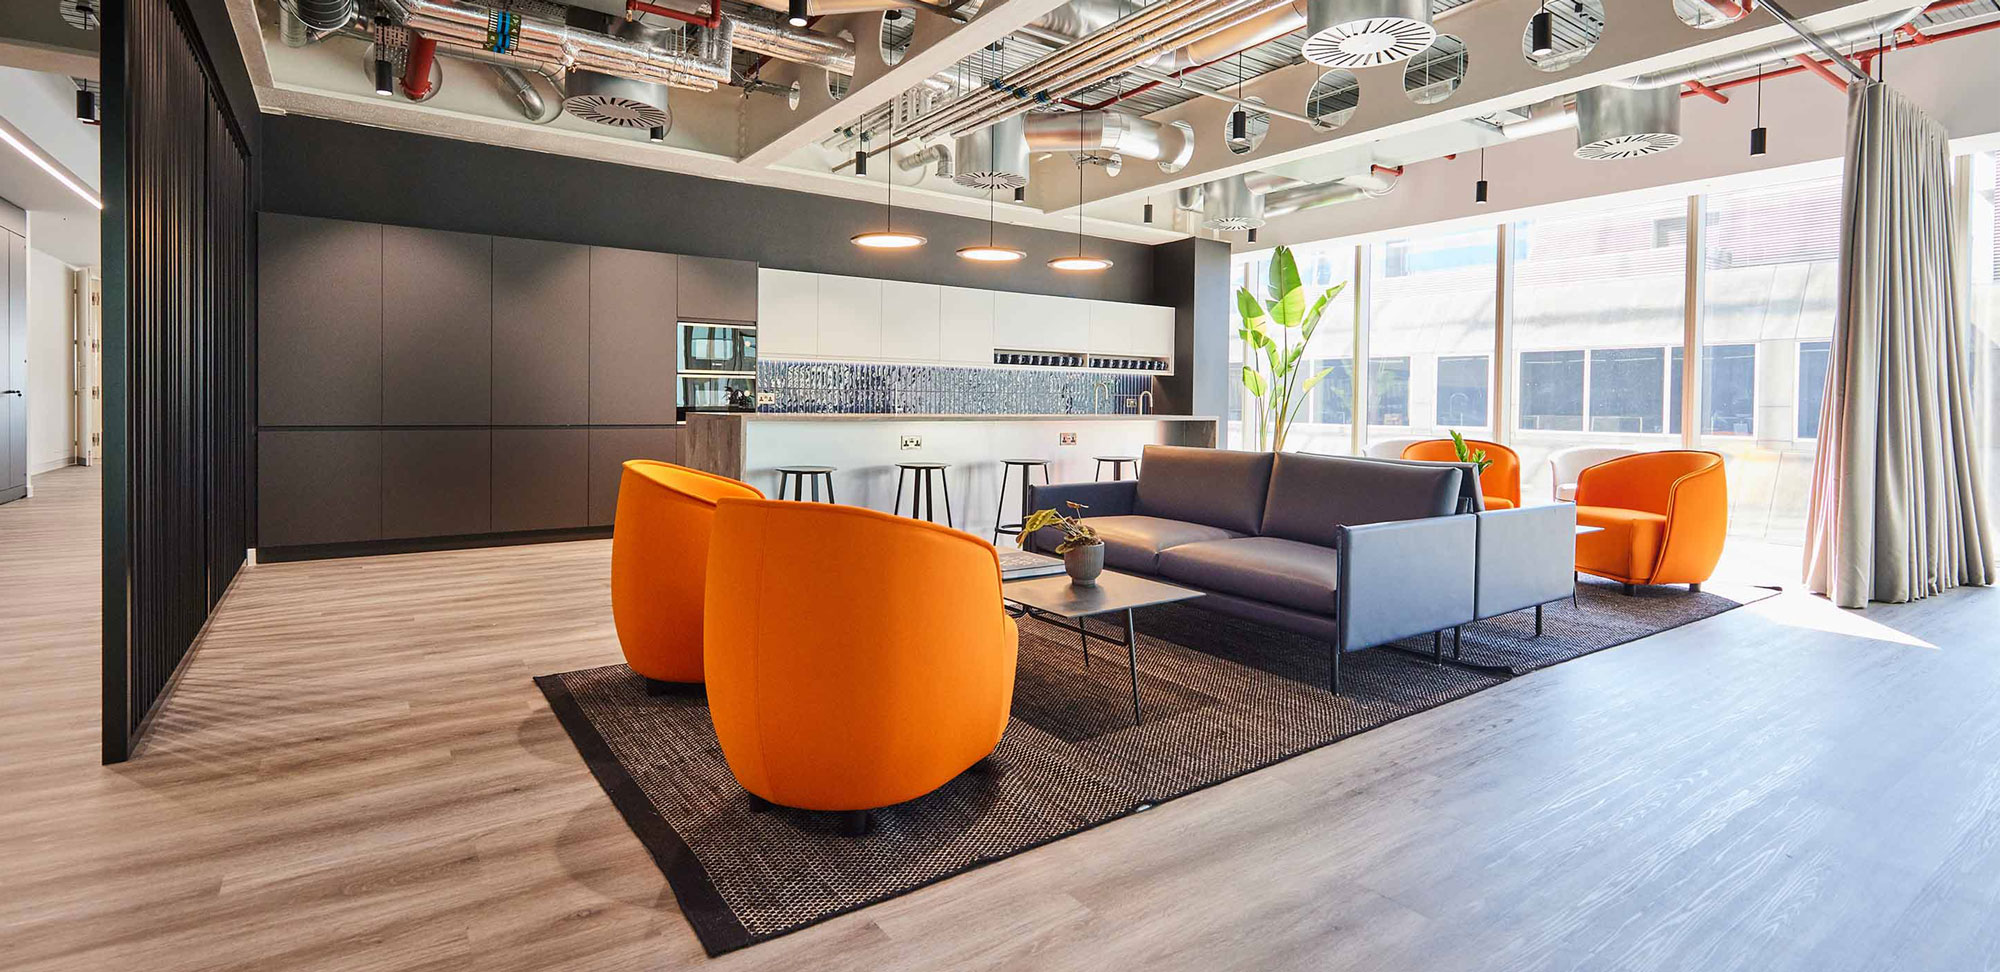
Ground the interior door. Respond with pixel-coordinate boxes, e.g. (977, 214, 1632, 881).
(1, 230, 26, 504)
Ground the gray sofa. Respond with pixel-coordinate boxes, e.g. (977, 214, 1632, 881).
(1026, 445, 1576, 691)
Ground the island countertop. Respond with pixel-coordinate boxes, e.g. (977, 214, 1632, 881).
(684, 412, 1218, 538)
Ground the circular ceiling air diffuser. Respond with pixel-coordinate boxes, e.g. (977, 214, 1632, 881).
(1573, 85, 1682, 161)
(953, 116, 1030, 190)
(1199, 177, 1265, 231)
(1302, 0, 1436, 68)
(563, 70, 671, 130)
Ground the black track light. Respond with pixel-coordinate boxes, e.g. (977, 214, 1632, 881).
(1143, 202, 1154, 223)
(75, 88, 98, 124)
(854, 149, 867, 176)
(1475, 179, 1489, 205)
(1014, 186, 1025, 202)
(1750, 126, 1768, 157)
(373, 56, 395, 96)
(649, 126, 665, 143)
(1529, 7, 1554, 57)
(1248, 228, 1258, 243)
(1230, 107, 1248, 142)
(787, 0, 809, 27)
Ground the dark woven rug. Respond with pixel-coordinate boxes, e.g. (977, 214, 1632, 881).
(535, 578, 1772, 955)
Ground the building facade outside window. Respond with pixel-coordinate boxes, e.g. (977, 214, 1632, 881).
(1366, 226, 1496, 453)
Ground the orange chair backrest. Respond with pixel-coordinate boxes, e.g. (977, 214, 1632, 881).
(609, 460, 762, 683)
(1575, 450, 1723, 516)
(703, 499, 1016, 809)
(1401, 438, 1521, 507)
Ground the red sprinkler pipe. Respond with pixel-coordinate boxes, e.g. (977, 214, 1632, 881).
(1684, 79, 1729, 104)
(1791, 52, 1851, 89)
(400, 34, 437, 100)
(627, 0, 720, 29)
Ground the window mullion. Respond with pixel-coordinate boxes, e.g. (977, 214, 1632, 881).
(1353, 243, 1370, 453)
(1683, 193, 1705, 447)
(1495, 221, 1514, 446)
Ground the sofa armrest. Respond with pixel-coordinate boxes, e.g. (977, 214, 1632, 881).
(1022, 480, 1137, 553)
(1473, 504, 1577, 619)
(1335, 515, 1477, 652)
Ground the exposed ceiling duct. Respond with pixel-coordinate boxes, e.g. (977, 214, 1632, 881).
(1191, 165, 1399, 227)
(381, 0, 733, 91)
(953, 115, 1029, 189)
(289, 0, 356, 32)
(1573, 85, 1682, 160)
(1612, 0, 1928, 89)
(1199, 176, 1266, 231)
(1021, 111, 1194, 169)
(561, 18, 674, 127)
(1301, 0, 1435, 69)
(731, 14, 858, 73)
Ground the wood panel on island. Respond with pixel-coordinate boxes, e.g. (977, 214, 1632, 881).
(253, 213, 703, 556)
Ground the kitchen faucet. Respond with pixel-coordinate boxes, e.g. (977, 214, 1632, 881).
(1138, 390, 1153, 415)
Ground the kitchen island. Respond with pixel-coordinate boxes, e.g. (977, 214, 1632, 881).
(685, 413, 1219, 540)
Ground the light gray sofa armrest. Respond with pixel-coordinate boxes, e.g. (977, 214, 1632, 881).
(1023, 480, 1138, 553)
(1473, 504, 1577, 620)
(1335, 515, 1477, 652)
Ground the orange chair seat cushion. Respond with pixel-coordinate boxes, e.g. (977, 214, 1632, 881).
(1575, 506, 1668, 582)
(1482, 495, 1516, 510)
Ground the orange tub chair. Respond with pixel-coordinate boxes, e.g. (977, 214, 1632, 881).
(1572, 450, 1728, 594)
(610, 460, 762, 690)
(704, 499, 1019, 835)
(1402, 438, 1522, 510)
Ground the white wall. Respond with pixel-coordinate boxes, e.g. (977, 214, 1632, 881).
(1252, 27, 2000, 250)
(25, 245, 72, 475)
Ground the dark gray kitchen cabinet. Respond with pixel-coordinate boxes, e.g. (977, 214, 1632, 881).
(587, 427, 683, 526)
(492, 428, 588, 532)
(382, 226, 492, 425)
(492, 237, 591, 426)
(588, 247, 677, 425)
(677, 255, 757, 323)
(382, 429, 491, 539)
(257, 429, 381, 547)
(258, 214, 382, 426)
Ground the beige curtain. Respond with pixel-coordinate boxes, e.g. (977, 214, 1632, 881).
(1805, 82, 1993, 608)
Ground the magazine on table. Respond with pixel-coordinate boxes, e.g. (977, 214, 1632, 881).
(997, 548, 1065, 581)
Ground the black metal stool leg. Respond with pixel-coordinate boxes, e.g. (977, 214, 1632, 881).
(811, 473, 820, 502)
(825, 473, 835, 505)
(941, 470, 953, 529)
(894, 467, 906, 517)
(992, 464, 1012, 543)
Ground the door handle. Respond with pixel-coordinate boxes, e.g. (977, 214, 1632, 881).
(1, 389, 22, 395)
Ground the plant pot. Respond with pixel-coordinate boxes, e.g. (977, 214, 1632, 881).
(1064, 543, 1105, 587)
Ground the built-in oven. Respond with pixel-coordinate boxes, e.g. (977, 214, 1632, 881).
(678, 321, 757, 415)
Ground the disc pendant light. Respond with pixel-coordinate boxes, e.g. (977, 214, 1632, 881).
(1048, 117, 1112, 272)
(959, 187, 1027, 262)
(853, 118, 924, 250)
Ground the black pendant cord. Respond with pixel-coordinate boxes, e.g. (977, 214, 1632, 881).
(1076, 111, 1086, 258)
(884, 114, 895, 233)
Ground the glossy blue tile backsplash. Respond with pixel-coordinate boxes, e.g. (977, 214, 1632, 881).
(757, 360, 1153, 415)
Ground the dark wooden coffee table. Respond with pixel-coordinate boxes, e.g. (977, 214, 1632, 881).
(1003, 570, 1203, 725)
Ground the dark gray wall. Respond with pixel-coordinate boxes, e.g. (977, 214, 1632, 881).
(1152, 237, 1232, 435)
(259, 115, 1155, 303)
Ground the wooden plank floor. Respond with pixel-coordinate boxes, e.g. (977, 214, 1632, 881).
(4, 464, 1997, 971)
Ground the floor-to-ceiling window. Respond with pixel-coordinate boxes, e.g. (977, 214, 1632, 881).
(1366, 226, 1496, 453)
(1698, 176, 1840, 544)
(1510, 197, 1688, 499)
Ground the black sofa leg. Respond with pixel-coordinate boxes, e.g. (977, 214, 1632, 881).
(1432, 631, 1443, 666)
(1622, 583, 1637, 596)
(838, 809, 876, 837)
(1453, 626, 1463, 661)
(1535, 604, 1544, 638)
(1329, 645, 1342, 696)
(1689, 582, 1702, 593)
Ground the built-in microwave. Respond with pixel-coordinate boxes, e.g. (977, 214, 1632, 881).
(679, 321, 756, 414)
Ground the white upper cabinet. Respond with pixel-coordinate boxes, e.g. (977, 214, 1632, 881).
(1087, 300, 1136, 353)
(994, 291, 1085, 352)
(879, 280, 942, 361)
(938, 286, 995, 364)
(815, 274, 884, 360)
(757, 269, 818, 357)
(1134, 305, 1176, 357)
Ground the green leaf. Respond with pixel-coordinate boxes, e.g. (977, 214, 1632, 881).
(1265, 246, 1306, 329)
(1298, 289, 1333, 345)
(1240, 366, 1266, 397)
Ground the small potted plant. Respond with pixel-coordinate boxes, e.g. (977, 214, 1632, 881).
(1450, 430, 1493, 474)
(1017, 501, 1105, 587)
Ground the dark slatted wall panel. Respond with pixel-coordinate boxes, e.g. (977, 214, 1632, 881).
(101, 0, 255, 763)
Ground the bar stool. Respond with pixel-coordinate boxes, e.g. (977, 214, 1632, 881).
(1095, 455, 1140, 481)
(894, 462, 953, 527)
(991, 459, 1052, 544)
(776, 466, 837, 502)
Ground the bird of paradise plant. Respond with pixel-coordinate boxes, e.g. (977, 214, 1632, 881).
(1238, 245, 1343, 452)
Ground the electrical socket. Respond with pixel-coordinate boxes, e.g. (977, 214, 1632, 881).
(1059, 432, 1078, 445)
(900, 435, 923, 450)
(756, 392, 775, 405)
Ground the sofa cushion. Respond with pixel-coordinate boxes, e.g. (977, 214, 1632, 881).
(1086, 515, 1243, 573)
(1575, 506, 1668, 581)
(1133, 445, 1275, 535)
(1260, 452, 1463, 547)
(1156, 537, 1340, 615)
